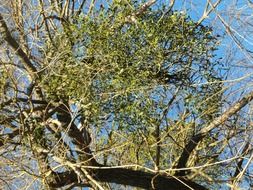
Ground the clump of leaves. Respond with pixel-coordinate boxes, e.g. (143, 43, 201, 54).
(42, 3, 221, 107)
(41, 1, 223, 168)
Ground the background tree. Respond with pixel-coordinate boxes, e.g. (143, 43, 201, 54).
(0, 0, 253, 190)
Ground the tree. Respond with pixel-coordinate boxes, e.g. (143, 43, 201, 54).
(0, 0, 253, 189)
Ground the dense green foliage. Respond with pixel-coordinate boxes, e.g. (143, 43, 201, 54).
(41, 3, 222, 170)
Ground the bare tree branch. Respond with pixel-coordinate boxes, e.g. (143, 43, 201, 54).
(0, 14, 37, 79)
(175, 91, 253, 176)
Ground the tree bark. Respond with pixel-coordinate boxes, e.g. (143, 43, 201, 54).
(49, 168, 208, 190)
